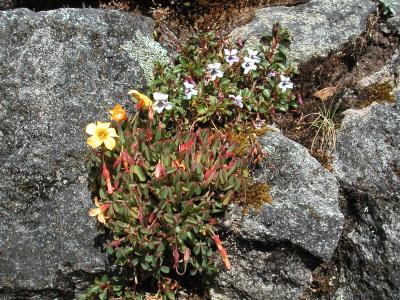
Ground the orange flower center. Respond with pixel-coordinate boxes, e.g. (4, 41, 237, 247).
(96, 128, 108, 141)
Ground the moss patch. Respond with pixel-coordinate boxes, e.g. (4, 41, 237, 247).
(237, 181, 273, 214)
(228, 125, 274, 157)
(357, 81, 395, 108)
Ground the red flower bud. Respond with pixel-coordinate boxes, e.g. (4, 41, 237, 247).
(102, 164, 114, 194)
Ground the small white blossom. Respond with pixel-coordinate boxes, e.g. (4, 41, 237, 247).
(267, 71, 277, 78)
(152, 92, 172, 113)
(278, 75, 294, 92)
(207, 63, 224, 81)
(254, 116, 266, 129)
(224, 49, 240, 66)
(242, 57, 257, 75)
(229, 94, 243, 108)
(184, 81, 198, 100)
(247, 49, 261, 63)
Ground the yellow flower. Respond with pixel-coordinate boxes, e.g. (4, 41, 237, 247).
(128, 90, 153, 110)
(86, 121, 118, 150)
(109, 104, 127, 122)
(88, 197, 111, 224)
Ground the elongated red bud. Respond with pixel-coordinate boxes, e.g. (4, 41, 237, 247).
(102, 164, 114, 194)
(212, 234, 231, 270)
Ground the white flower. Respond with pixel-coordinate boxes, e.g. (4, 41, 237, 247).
(278, 75, 294, 92)
(224, 49, 240, 66)
(242, 57, 257, 75)
(229, 94, 243, 108)
(254, 116, 266, 129)
(247, 49, 261, 63)
(207, 63, 224, 81)
(183, 81, 198, 100)
(152, 92, 172, 113)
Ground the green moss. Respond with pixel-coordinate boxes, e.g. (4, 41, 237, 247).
(357, 81, 395, 108)
(121, 31, 169, 84)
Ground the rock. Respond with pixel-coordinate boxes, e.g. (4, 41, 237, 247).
(357, 50, 400, 89)
(210, 242, 313, 300)
(0, 8, 167, 298)
(332, 102, 400, 299)
(225, 130, 344, 260)
(0, 0, 16, 10)
(230, 0, 375, 64)
(211, 130, 344, 299)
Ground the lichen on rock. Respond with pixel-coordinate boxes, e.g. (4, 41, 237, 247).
(121, 30, 169, 84)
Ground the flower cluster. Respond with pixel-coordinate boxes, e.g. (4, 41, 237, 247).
(150, 23, 298, 128)
(84, 99, 245, 299)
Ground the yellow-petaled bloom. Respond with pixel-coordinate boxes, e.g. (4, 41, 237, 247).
(86, 121, 118, 150)
(88, 197, 111, 224)
(128, 90, 153, 109)
(109, 104, 127, 122)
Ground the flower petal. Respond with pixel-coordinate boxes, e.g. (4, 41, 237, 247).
(87, 136, 103, 148)
(165, 102, 173, 110)
(85, 123, 97, 135)
(231, 49, 238, 55)
(153, 92, 168, 101)
(224, 49, 230, 56)
(97, 122, 111, 129)
(104, 137, 116, 150)
(107, 127, 119, 138)
(97, 213, 106, 224)
(89, 208, 100, 217)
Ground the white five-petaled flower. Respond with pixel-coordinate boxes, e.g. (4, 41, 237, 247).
(247, 49, 261, 63)
(242, 57, 257, 75)
(207, 63, 224, 81)
(278, 75, 294, 92)
(152, 92, 172, 113)
(229, 94, 243, 108)
(184, 81, 198, 100)
(224, 49, 240, 66)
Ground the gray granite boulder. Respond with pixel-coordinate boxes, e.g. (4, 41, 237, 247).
(0, 0, 16, 10)
(230, 0, 375, 64)
(226, 130, 344, 260)
(0, 8, 167, 299)
(210, 243, 313, 300)
(211, 130, 344, 299)
(332, 102, 400, 299)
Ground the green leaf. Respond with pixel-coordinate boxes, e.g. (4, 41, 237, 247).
(166, 291, 175, 300)
(160, 266, 170, 274)
(164, 213, 175, 224)
(131, 165, 146, 182)
(197, 103, 207, 115)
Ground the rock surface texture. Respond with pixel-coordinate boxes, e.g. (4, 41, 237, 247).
(0, 0, 16, 10)
(230, 0, 375, 63)
(0, 8, 166, 299)
(331, 102, 400, 299)
(211, 130, 344, 299)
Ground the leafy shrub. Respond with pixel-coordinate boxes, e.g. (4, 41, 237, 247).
(83, 102, 245, 299)
(150, 23, 297, 129)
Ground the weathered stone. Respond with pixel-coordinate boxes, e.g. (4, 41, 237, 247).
(0, 0, 16, 10)
(224, 130, 344, 261)
(0, 8, 167, 298)
(210, 241, 313, 300)
(332, 102, 400, 299)
(230, 0, 375, 64)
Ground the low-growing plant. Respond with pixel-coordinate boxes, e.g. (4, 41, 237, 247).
(378, 0, 397, 17)
(82, 99, 246, 299)
(150, 23, 298, 129)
